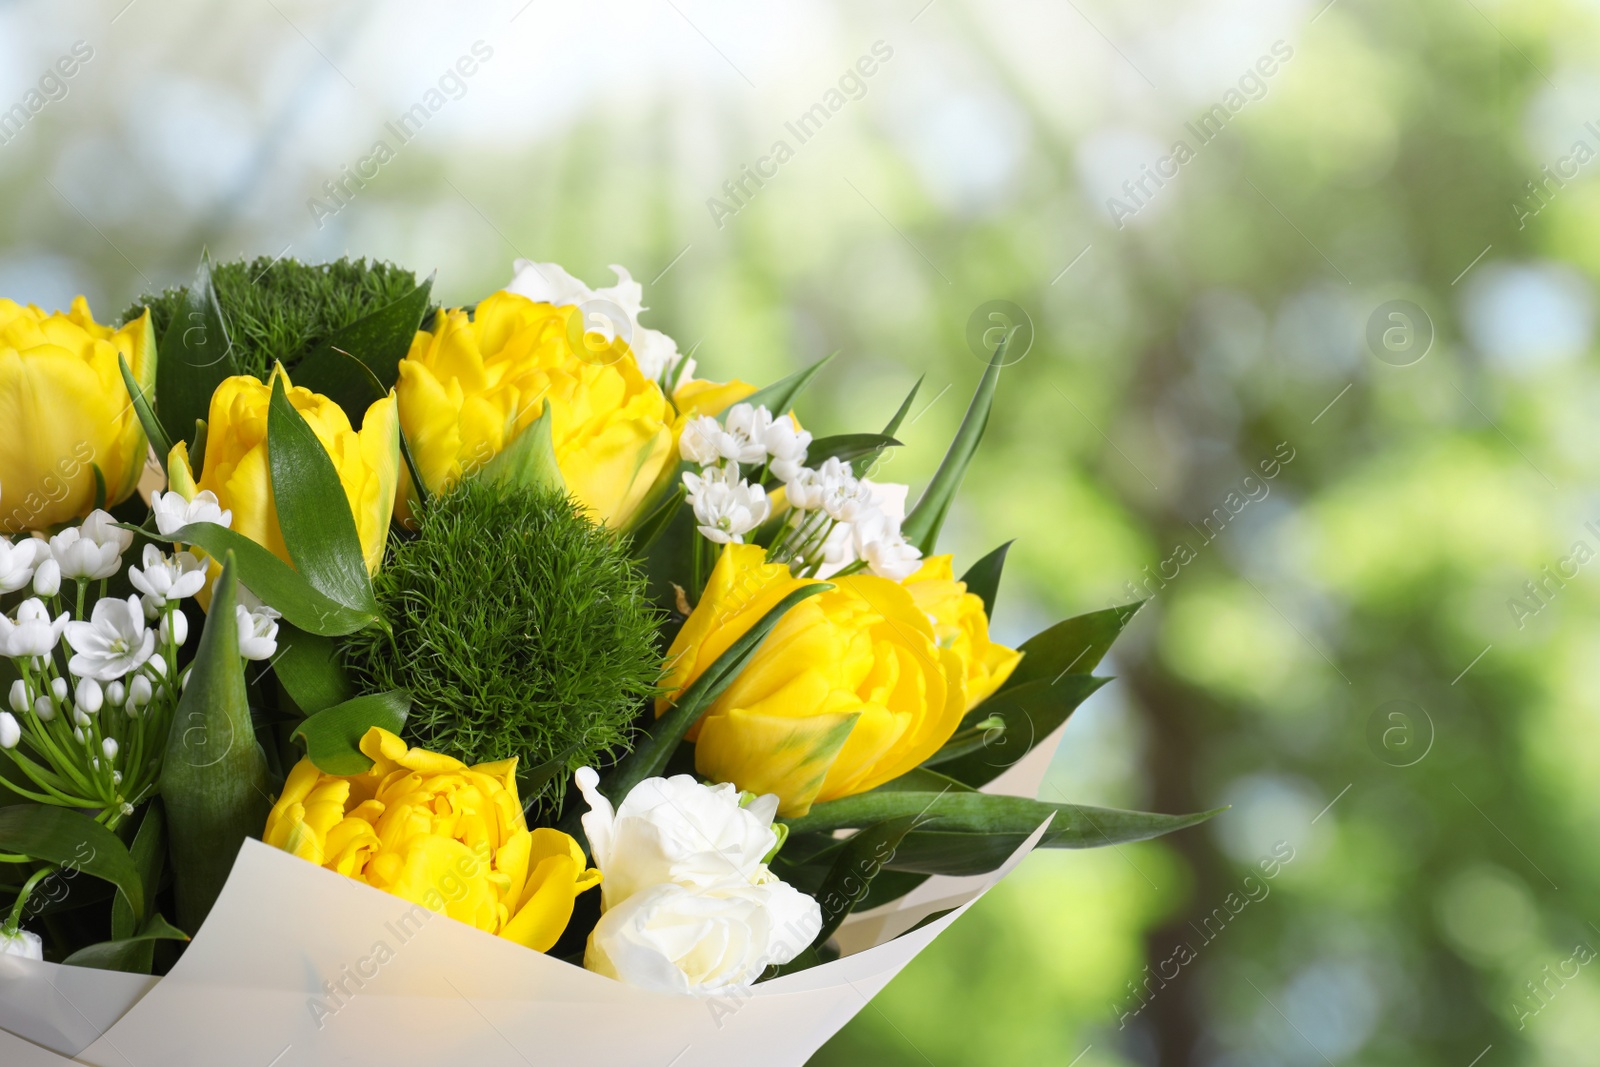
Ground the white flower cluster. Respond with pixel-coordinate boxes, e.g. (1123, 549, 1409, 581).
(679, 403, 922, 579)
(0, 498, 279, 819)
(577, 767, 822, 996)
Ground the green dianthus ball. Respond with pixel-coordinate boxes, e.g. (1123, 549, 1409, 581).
(344, 478, 661, 806)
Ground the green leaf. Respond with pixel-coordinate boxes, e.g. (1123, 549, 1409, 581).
(805, 433, 902, 474)
(480, 406, 564, 494)
(740, 352, 836, 415)
(856, 869, 929, 912)
(783, 787, 1222, 869)
(304, 273, 433, 392)
(901, 338, 1007, 553)
(161, 552, 272, 932)
(118, 353, 172, 461)
(155, 253, 238, 451)
(159, 522, 377, 636)
(961, 541, 1013, 619)
(625, 483, 685, 554)
(292, 690, 411, 774)
(267, 374, 378, 615)
(271, 625, 355, 715)
(1004, 601, 1145, 691)
(774, 815, 925, 976)
(517, 743, 582, 809)
(62, 914, 189, 973)
(932, 676, 1109, 788)
(598, 582, 834, 805)
(881, 376, 923, 438)
(0, 806, 143, 919)
(111, 802, 165, 941)
(289, 345, 386, 429)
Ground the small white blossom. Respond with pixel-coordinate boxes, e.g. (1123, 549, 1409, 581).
(506, 261, 685, 383)
(0, 599, 69, 659)
(160, 610, 189, 648)
(684, 468, 770, 545)
(80, 509, 134, 556)
(49, 677, 67, 702)
(105, 680, 125, 707)
(75, 677, 103, 715)
(128, 545, 207, 608)
(236, 604, 281, 661)
(33, 696, 54, 722)
(63, 595, 156, 681)
(721, 404, 774, 465)
(32, 558, 60, 597)
(49, 528, 121, 582)
(128, 675, 152, 709)
(0, 712, 18, 750)
(151, 489, 232, 538)
(7, 680, 27, 714)
(0, 929, 42, 961)
(73, 708, 91, 728)
(0, 538, 40, 594)
(678, 416, 725, 466)
(763, 417, 812, 483)
(101, 738, 118, 761)
(817, 458, 873, 523)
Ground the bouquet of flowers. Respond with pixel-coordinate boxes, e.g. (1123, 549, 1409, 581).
(0, 255, 1214, 1066)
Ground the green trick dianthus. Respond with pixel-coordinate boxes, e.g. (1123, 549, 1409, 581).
(343, 478, 661, 807)
(123, 256, 423, 381)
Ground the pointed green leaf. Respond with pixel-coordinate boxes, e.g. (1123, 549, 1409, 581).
(901, 339, 1007, 553)
(155, 253, 238, 450)
(480, 406, 564, 494)
(0, 806, 143, 919)
(117, 354, 172, 462)
(882, 376, 923, 437)
(304, 273, 434, 392)
(63, 914, 189, 973)
(272, 625, 355, 716)
(1004, 601, 1145, 691)
(740, 352, 836, 415)
(805, 433, 901, 475)
(625, 483, 686, 554)
(932, 675, 1110, 788)
(111, 801, 165, 941)
(289, 345, 386, 429)
(156, 522, 377, 636)
(961, 541, 1013, 619)
(267, 375, 377, 615)
(161, 552, 272, 932)
(292, 690, 411, 775)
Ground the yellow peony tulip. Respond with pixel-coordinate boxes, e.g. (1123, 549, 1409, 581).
(265, 727, 600, 952)
(901, 556, 1022, 709)
(660, 544, 967, 817)
(168, 368, 399, 574)
(395, 291, 676, 527)
(0, 297, 155, 533)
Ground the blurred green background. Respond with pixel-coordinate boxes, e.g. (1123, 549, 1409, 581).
(3, 0, 1594, 1062)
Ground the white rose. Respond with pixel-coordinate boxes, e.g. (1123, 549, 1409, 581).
(584, 877, 821, 996)
(575, 767, 779, 910)
(505, 261, 684, 383)
(0, 929, 42, 960)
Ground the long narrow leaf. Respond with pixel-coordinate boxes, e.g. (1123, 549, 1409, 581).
(117, 354, 172, 461)
(740, 352, 836, 415)
(272, 625, 355, 715)
(1003, 601, 1145, 691)
(111, 801, 165, 941)
(289, 345, 386, 429)
(161, 552, 272, 932)
(900, 338, 1007, 553)
(62, 914, 189, 973)
(267, 375, 377, 615)
(960, 541, 1013, 619)
(154, 253, 237, 451)
(932, 675, 1109, 788)
(305, 273, 434, 392)
(0, 807, 143, 919)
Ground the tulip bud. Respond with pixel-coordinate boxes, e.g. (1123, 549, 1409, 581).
(32, 558, 60, 597)
(0, 712, 19, 749)
(75, 677, 103, 715)
(8, 680, 28, 714)
(32, 696, 54, 722)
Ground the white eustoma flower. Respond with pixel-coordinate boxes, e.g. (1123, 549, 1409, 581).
(575, 767, 781, 910)
(720, 404, 773, 465)
(48, 528, 121, 582)
(505, 260, 684, 383)
(678, 416, 725, 467)
(0, 599, 69, 659)
(684, 469, 770, 545)
(0, 538, 40, 594)
(236, 604, 280, 661)
(32, 558, 60, 597)
(763, 417, 812, 483)
(127, 545, 207, 608)
(0, 929, 42, 961)
(151, 489, 232, 537)
(585, 877, 821, 996)
(63, 596, 155, 681)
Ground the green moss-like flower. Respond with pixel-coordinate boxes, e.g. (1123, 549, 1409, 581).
(343, 478, 661, 806)
(123, 256, 422, 381)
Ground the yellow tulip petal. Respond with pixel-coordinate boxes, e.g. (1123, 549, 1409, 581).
(697, 706, 861, 817)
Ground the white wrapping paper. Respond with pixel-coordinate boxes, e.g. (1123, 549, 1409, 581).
(0, 722, 1070, 1065)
